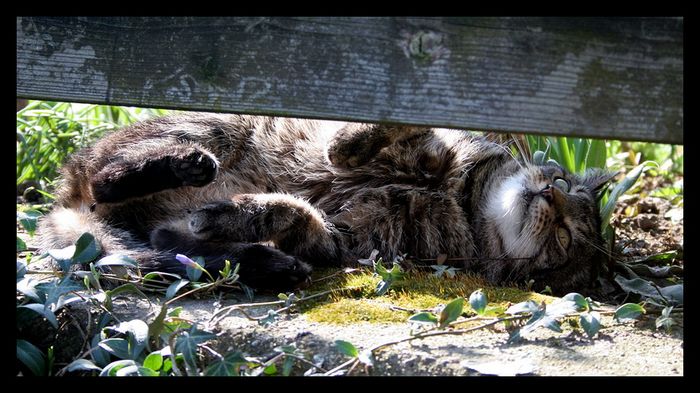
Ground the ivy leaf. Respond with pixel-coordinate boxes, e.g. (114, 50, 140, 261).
(72, 232, 102, 264)
(258, 309, 279, 326)
(439, 297, 465, 328)
(17, 210, 42, 236)
(48, 245, 78, 273)
(90, 333, 111, 367)
(66, 358, 102, 373)
(205, 351, 248, 376)
(94, 254, 138, 269)
(17, 236, 27, 252)
(614, 303, 646, 322)
(98, 338, 131, 360)
(16, 260, 28, 280)
(143, 352, 164, 372)
(335, 340, 359, 358)
(110, 319, 150, 359)
(175, 326, 216, 373)
(99, 360, 138, 377)
(469, 289, 488, 315)
(579, 312, 601, 339)
(408, 312, 438, 325)
(18, 303, 58, 329)
(17, 339, 46, 376)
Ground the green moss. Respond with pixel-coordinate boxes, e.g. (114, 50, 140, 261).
(300, 268, 556, 325)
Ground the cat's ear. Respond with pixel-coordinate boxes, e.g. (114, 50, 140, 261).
(580, 168, 619, 197)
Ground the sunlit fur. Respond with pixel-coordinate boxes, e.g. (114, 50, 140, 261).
(37, 113, 613, 294)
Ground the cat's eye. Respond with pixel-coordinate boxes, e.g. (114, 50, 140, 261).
(553, 177, 570, 192)
(556, 226, 571, 250)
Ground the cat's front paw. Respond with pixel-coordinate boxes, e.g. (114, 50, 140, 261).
(236, 245, 313, 291)
(171, 149, 218, 187)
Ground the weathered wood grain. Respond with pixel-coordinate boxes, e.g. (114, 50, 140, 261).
(16, 17, 683, 143)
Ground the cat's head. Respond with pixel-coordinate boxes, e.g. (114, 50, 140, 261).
(483, 163, 616, 294)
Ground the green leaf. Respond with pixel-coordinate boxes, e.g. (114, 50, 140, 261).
(263, 363, 278, 375)
(580, 312, 601, 339)
(143, 352, 163, 371)
(175, 326, 216, 373)
(562, 293, 589, 312)
(17, 236, 27, 252)
(506, 300, 540, 315)
(614, 276, 682, 305)
(204, 351, 248, 376)
(335, 340, 359, 358)
(48, 245, 77, 272)
(587, 138, 607, 170)
(106, 284, 151, 309)
(439, 297, 465, 328)
(148, 304, 169, 343)
(90, 333, 111, 367)
(614, 303, 646, 322)
(72, 232, 102, 264)
(111, 319, 149, 359)
(282, 356, 295, 376)
(469, 289, 488, 315)
(18, 303, 58, 329)
(600, 161, 658, 231)
(99, 360, 138, 377)
(17, 339, 46, 376)
(185, 256, 205, 282)
(17, 210, 42, 236)
(98, 338, 131, 359)
(165, 279, 190, 301)
(258, 309, 279, 326)
(17, 260, 27, 280)
(66, 358, 102, 373)
(655, 306, 676, 332)
(94, 254, 138, 269)
(408, 312, 439, 325)
(532, 150, 546, 165)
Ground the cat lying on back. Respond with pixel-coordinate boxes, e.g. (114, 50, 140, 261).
(37, 113, 614, 294)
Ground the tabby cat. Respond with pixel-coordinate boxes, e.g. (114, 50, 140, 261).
(37, 113, 614, 294)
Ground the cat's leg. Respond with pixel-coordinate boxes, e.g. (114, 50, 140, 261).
(147, 224, 313, 291)
(153, 193, 347, 267)
(90, 141, 218, 204)
(191, 193, 347, 266)
(326, 122, 427, 168)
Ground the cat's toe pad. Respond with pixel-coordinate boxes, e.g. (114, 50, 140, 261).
(171, 150, 218, 186)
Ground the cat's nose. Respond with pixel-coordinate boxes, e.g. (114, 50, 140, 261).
(540, 185, 554, 203)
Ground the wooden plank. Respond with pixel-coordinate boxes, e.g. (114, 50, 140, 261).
(16, 17, 683, 144)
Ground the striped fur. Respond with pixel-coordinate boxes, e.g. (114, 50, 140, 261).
(37, 113, 612, 293)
